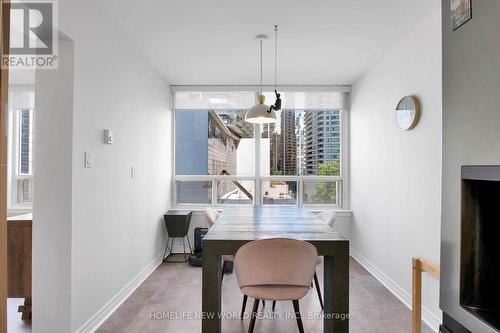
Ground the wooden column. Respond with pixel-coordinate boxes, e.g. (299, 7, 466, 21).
(0, 1, 9, 332)
(412, 258, 422, 333)
(412, 257, 440, 333)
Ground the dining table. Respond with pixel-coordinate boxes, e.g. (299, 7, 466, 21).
(202, 205, 349, 332)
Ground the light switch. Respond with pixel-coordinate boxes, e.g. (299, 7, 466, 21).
(85, 151, 93, 168)
(104, 129, 113, 144)
(131, 166, 136, 179)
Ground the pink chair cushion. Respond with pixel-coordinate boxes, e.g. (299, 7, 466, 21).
(241, 285, 310, 301)
(234, 238, 318, 291)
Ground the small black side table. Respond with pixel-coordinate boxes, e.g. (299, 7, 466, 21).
(163, 210, 193, 263)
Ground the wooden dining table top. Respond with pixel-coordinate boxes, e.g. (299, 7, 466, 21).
(204, 205, 346, 242)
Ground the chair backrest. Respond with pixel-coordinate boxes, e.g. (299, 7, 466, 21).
(204, 207, 219, 229)
(234, 238, 318, 289)
(317, 211, 336, 228)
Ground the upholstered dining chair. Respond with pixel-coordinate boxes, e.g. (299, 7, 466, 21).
(242, 213, 331, 314)
(204, 206, 219, 229)
(204, 207, 269, 312)
(317, 211, 337, 228)
(280, 211, 337, 312)
(204, 207, 233, 282)
(305, 211, 337, 310)
(234, 238, 318, 333)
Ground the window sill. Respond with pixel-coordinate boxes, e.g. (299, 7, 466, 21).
(170, 204, 353, 217)
(8, 207, 33, 217)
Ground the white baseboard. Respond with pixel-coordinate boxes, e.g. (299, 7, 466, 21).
(74, 254, 163, 333)
(350, 249, 441, 332)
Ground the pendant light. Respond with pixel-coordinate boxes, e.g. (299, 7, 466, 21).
(270, 25, 282, 112)
(245, 34, 277, 124)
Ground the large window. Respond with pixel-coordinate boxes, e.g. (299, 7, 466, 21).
(12, 108, 34, 207)
(173, 88, 348, 208)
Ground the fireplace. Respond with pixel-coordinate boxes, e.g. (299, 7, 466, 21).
(460, 166, 500, 330)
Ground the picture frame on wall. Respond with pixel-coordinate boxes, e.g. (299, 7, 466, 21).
(451, 0, 472, 31)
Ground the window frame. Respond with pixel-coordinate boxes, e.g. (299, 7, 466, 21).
(171, 87, 349, 210)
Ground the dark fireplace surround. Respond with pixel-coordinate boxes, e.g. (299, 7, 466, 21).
(460, 166, 500, 331)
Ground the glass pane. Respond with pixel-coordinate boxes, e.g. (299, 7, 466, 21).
(302, 110, 341, 175)
(303, 181, 338, 205)
(262, 181, 297, 205)
(217, 180, 254, 205)
(15, 179, 33, 205)
(175, 110, 255, 176)
(261, 109, 341, 176)
(261, 110, 298, 176)
(17, 109, 34, 175)
(176, 181, 211, 204)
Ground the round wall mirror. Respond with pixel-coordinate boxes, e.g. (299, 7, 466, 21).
(395, 96, 421, 130)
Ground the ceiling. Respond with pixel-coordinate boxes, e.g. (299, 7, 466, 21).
(94, 0, 439, 85)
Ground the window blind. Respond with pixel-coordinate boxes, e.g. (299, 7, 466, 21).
(174, 90, 349, 110)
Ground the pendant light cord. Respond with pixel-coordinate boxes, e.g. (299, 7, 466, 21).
(274, 25, 278, 91)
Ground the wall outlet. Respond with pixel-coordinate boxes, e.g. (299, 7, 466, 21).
(84, 151, 93, 168)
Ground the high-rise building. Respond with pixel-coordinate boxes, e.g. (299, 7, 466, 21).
(295, 112, 306, 175)
(304, 110, 340, 175)
(279, 110, 297, 175)
(262, 123, 280, 174)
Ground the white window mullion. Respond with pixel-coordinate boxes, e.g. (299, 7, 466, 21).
(253, 89, 262, 206)
(254, 123, 262, 206)
(297, 180, 303, 206)
(336, 181, 341, 207)
(171, 105, 177, 208)
(28, 109, 34, 175)
(340, 108, 350, 209)
(211, 180, 217, 206)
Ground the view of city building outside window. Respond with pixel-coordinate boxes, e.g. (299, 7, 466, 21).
(176, 109, 259, 204)
(175, 107, 341, 205)
(262, 109, 341, 205)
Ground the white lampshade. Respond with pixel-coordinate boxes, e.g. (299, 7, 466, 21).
(245, 95, 277, 124)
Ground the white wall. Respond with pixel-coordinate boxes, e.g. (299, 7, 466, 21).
(67, 9, 172, 333)
(32, 1, 173, 332)
(349, 7, 442, 331)
(33, 36, 75, 333)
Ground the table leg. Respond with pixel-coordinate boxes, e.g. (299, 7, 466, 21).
(202, 243, 221, 333)
(324, 253, 349, 332)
